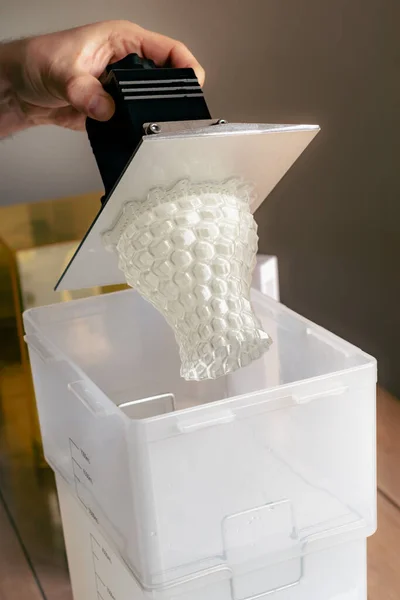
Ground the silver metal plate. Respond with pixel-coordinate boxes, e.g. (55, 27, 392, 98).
(56, 123, 319, 291)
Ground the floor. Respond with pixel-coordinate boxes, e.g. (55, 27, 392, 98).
(0, 386, 399, 599)
(368, 387, 400, 599)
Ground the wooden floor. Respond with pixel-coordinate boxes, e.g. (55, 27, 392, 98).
(0, 494, 43, 600)
(0, 387, 399, 599)
(0, 364, 72, 600)
(368, 388, 400, 599)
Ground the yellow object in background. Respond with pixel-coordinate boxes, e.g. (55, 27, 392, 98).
(0, 193, 126, 468)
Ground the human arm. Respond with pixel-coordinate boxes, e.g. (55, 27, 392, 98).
(0, 21, 205, 137)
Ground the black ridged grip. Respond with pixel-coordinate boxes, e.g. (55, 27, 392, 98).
(86, 53, 211, 203)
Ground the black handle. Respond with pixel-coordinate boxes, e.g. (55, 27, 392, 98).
(87, 54, 211, 203)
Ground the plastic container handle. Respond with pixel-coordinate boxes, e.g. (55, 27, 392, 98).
(24, 334, 56, 363)
(68, 381, 106, 417)
(177, 409, 236, 433)
(293, 385, 348, 404)
(241, 582, 300, 600)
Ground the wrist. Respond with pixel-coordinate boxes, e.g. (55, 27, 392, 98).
(0, 40, 31, 136)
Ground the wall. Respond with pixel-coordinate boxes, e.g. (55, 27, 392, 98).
(0, 0, 399, 393)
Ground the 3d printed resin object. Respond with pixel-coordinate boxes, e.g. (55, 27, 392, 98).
(103, 179, 272, 380)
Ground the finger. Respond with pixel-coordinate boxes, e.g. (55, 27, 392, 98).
(141, 33, 205, 85)
(107, 21, 205, 85)
(52, 106, 86, 131)
(169, 42, 205, 86)
(63, 73, 115, 121)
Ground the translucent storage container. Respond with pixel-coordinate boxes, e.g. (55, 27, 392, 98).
(24, 287, 377, 591)
(57, 473, 369, 600)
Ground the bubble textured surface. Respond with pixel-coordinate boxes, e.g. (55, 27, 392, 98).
(103, 179, 272, 380)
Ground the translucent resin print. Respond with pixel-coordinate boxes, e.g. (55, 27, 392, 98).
(103, 179, 272, 380)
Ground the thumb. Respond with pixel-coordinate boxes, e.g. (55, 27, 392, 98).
(63, 73, 115, 121)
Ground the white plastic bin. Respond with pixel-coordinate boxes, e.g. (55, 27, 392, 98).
(57, 474, 368, 600)
(24, 287, 376, 591)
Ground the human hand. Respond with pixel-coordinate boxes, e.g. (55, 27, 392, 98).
(0, 20, 205, 135)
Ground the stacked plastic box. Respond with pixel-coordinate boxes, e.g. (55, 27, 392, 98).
(24, 256, 376, 600)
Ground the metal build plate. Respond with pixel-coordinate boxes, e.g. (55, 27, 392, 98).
(56, 122, 319, 291)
